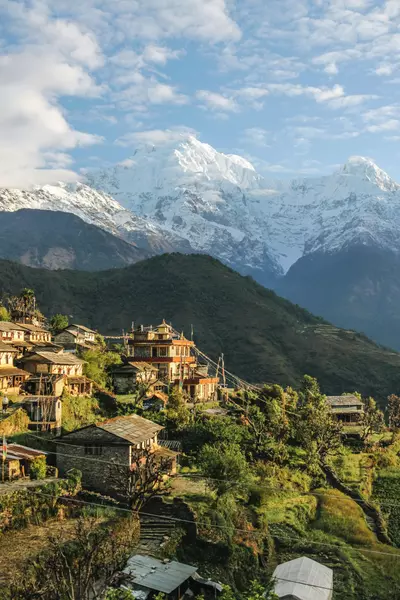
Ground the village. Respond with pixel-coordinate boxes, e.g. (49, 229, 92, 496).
(0, 289, 393, 600)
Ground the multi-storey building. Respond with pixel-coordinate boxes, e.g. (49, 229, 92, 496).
(126, 321, 219, 401)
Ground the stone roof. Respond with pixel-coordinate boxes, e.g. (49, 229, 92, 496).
(20, 351, 85, 365)
(20, 323, 49, 333)
(0, 322, 26, 332)
(96, 415, 163, 445)
(0, 366, 30, 377)
(69, 324, 96, 334)
(0, 340, 18, 352)
(326, 395, 363, 407)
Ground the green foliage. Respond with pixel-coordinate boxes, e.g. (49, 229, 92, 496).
(0, 305, 10, 321)
(373, 469, 400, 545)
(296, 376, 343, 472)
(387, 394, 400, 429)
(361, 397, 385, 442)
(105, 590, 135, 600)
(166, 387, 192, 432)
(0, 253, 398, 400)
(81, 347, 121, 389)
(182, 417, 249, 455)
(61, 392, 103, 432)
(49, 313, 69, 334)
(199, 442, 253, 496)
(0, 471, 81, 532)
(29, 456, 47, 480)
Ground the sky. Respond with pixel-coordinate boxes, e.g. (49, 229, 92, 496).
(1, 0, 400, 188)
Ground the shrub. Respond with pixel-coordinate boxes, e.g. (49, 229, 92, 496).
(29, 457, 47, 480)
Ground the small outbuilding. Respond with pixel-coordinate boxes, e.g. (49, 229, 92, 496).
(326, 395, 364, 425)
(273, 556, 333, 600)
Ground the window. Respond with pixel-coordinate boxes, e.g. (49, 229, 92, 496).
(158, 347, 167, 357)
(85, 445, 103, 456)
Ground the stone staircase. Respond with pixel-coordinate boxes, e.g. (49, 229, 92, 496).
(137, 502, 177, 554)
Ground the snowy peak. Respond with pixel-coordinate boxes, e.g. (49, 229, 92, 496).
(338, 156, 399, 192)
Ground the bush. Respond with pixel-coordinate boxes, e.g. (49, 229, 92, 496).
(29, 457, 47, 480)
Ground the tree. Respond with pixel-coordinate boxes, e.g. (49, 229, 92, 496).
(199, 441, 253, 496)
(108, 448, 174, 511)
(105, 590, 135, 600)
(10, 515, 139, 600)
(361, 397, 385, 443)
(166, 387, 192, 432)
(0, 305, 10, 322)
(49, 314, 69, 335)
(82, 347, 122, 389)
(296, 376, 342, 472)
(387, 394, 400, 430)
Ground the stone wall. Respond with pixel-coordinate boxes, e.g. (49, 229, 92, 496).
(56, 427, 130, 496)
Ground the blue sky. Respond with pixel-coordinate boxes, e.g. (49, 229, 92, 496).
(1, 0, 400, 188)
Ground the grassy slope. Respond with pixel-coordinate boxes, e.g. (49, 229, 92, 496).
(1, 253, 400, 399)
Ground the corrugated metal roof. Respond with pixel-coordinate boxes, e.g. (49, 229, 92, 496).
(6, 443, 47, 460)
(123, 555, 198, 594)
(97, 415, 164, 445)
(273, 557, 333, 600)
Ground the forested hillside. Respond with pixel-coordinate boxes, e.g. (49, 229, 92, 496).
(0, 253, 399, 399)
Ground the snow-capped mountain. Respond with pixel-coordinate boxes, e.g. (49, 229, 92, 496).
(1, 135, 400, 287)
(86, 137, 400, 281)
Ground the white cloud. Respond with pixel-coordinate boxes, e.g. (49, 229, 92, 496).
(0, 5, 103, 188)
(116, 126, 197, 146)
(241, 128, 270, 147)
(196, 90, 239, 112)
(366, 119, 400, 133)
(142, 45, 184, 65)
(115, 73, 188, 109)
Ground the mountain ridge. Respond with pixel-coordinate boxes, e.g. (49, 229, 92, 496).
(0, 253, 399, 401)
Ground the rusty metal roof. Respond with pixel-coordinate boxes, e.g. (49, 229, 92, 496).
(6, 443, 47, 460)
(96, 415, 163, 444)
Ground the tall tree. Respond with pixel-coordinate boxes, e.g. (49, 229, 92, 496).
(199, 441, 253, 496)
(361, 397, 385, 443)
(387, 394, 400, 430)
(296, 375, 342, 472)
(49, 314, 69, 335)
(108, 448, 174, 511)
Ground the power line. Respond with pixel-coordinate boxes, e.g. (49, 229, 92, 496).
(30, 490, 400, 559)
(17, 433, 399, 508)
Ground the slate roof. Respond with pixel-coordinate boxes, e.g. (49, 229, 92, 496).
(20, 323, 49, 333)
(69, 324, 96, 334)
(0, 322, 26, 332)
(0, 366, 30, 377)
(20, 351, 84, 365)
(0, 340, 18, 352)
(96, 415, 163, 444)
(273, 556, 333, 600)
(122, 555, 198, 594)
(326, 395, 363, 411)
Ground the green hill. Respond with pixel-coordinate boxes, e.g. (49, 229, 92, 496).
(1, 253, 400, 400)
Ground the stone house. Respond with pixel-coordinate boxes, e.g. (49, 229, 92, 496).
(112, 361, 159, 395)
(0, 322, 31, 356)
(0, 340, 30, 393)
(54, 324, 97, 351)
(127, 321, 219, 400)
(19, 350, 85, 376)
(20, 323, 52, 344)
(55, 414, 178, 496)
(326, 395, 364, 425)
